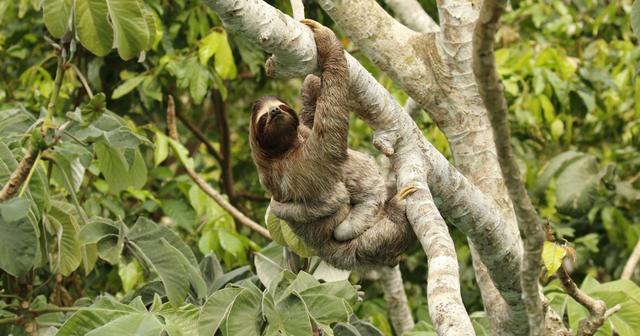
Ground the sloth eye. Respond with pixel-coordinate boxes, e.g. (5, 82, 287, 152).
(279, 104, 293, 113)
(258, 115, 267, 129)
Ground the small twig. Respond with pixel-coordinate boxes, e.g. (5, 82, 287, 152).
(166, 96, 178, 140)
(621, 239, 640, 280)
(558, 267, 620, 336)
(0, 316, 19, 325)
(0, 148, 39, 202)
(165, 95, 271, 239)
(211, 90, 237, 202)
(236, 190, 270, 202)
(69, 64, 94, 99)
(175, 110, 223, 165)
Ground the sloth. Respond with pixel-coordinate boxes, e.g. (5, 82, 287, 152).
(249, 19, 415, 269)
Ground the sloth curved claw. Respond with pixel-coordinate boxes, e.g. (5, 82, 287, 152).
(396, 186, 418, 200)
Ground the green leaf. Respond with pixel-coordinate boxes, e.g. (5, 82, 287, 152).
(555, 154, 600, 216)
(541, 241, 566, 279)
(106, 0, 151, 60)
(218, 229, 244, 258)
(262, 291, 313, 336)
(632, 0, 640, 36)
(130, 239, 189, 307)
(0, 197, 29, 222)
(57, 296, 138, 336)
(128, 217, 198, 266)
(87, 311, 163, 336)
(112, 74, 147, 99)
(199, 30, 237, 80)
(197, 287, 243, 336)
(184, 57, 210, 104)
(167, 138, 194, 170)
(223, 286, 263, 336)
(158, 303, 200, 336)
(265, 207, 315, 257)
(75, 0, 114, 57)
(154, 131, 169, 166)
(0, 215, 37, 276)
(534, 151, 584, 195)
(118, 259, 143, 292)
(77, 216, 121, 245)
(43, 0, 72, 38)
(81, 93, 107, 125)
(161, 198, 196, 231)
(47, 201, 82, 276)
(95, 142, 130, 193)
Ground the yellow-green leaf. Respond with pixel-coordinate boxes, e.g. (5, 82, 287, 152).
(542, 241, 566, 279)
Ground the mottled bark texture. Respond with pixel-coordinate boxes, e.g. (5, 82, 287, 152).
(472, 0, 545, 334)
(379, 266, 415, 334)
(315, 0, 526, 333)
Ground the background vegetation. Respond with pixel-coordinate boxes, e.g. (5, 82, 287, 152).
(0, 0, 639, 335)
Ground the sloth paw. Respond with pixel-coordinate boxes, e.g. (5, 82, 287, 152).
(396, 186, 418, 200)
(300, 19, 342, 66)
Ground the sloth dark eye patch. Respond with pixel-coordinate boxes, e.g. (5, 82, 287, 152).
(258, 115, 268, 129)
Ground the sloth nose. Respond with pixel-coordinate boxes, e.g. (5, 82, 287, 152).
(269, 107, 280, 117)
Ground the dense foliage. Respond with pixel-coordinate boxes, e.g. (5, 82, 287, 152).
(0, 0, 638, 335)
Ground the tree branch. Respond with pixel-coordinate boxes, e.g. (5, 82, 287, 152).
(383, 0, 440, 33)
(622, 238, 640, 280)
(472, 0, 545, 334)
(165, 95, 271, 239)
(558, 268, 621, 336)
(379, 266, 415, 334)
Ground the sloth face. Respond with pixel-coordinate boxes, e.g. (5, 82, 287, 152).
(251, 96, 300, 156)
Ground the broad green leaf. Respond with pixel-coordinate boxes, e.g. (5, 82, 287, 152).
(534, 151, 583, 195)
(184, 57, 210, 104)
(197, 287, 243, 336)
(265, 206, 287, 246)
(542, 241, 566, 279)
(0, 216, 37, 276)
(57, 296, 138, 336)
(78, 216, 121, 245)
(106, 0, 150, 60)
(158, 303, 200, 336)
(262, 291, 313, 336)
(0, 197, 29, 222)
(130, 239, 189, 307)
(265, 207, 315, 257)
(161, 198, 196, 230)
(198, 30, 236, 80)
(254, 252, 285, 288)
(112, 74, 147, 99)
(128, 217, 198, 266)
(223, 286, 263, 336)
(95, 142, 130, 193)
(43, 0, 72, 38)
(302, 293, 350, 324)
(129, 148, 147, 190)
(555, 154, 600, 216)
(218, 229, 244, 258)
(86, 312, 162, 336)
(75, 0, 114, 56)
(48, 201, 82, 276)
